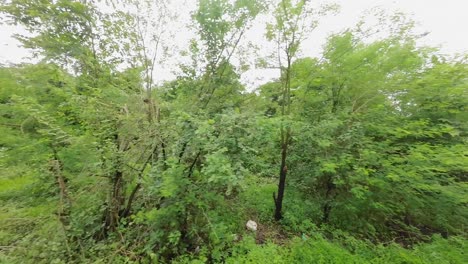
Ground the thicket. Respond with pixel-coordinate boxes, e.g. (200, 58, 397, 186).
(0, 0, 466, 263)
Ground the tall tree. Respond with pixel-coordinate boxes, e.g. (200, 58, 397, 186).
(266, 0, 338, 220)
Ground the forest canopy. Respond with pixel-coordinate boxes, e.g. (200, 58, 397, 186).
(0, 0, 466, 263)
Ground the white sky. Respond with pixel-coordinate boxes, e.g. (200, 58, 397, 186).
(1, 0, 467, 87)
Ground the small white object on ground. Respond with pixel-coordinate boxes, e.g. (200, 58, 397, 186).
(246, 220, 257, 231)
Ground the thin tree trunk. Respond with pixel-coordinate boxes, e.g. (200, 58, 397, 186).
(321, 175, 335, 224)
(273, 48, 292, 221)
(103, 134, 125, 234)
(49, 147, 72, 256)
(50, 147, 71, 225)
(106, 169, 124, 232)
(274, 139, 289, 221)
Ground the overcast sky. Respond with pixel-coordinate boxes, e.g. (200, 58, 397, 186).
(1, 0, 467, 86)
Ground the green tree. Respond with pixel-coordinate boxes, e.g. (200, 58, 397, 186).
(266, 0, 338, 220)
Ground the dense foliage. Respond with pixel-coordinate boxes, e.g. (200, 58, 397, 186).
(0, 0, 466, 263)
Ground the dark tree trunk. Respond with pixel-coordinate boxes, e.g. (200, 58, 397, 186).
(321, 175, 335, 224)
(273, 51, 292, 221)
(274, 137, 289, 221)
(106, 169, 124, 232)
(101, 133, 126, 234)
(161, 142, 168, 170)
(122, 142, 160, 218)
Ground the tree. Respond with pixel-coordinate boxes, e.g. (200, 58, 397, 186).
(283, 29, 467, 241)
(266, 0, 338, 221)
